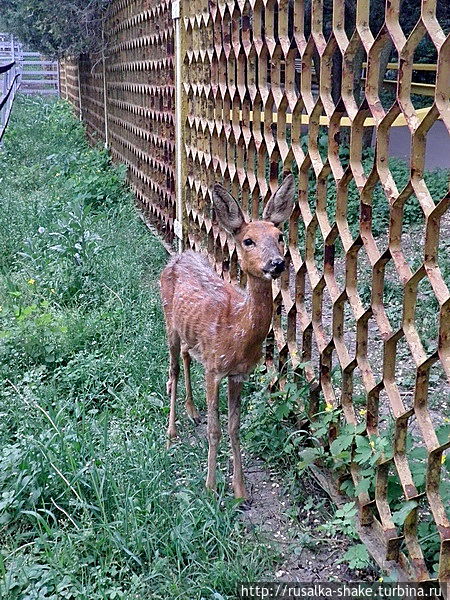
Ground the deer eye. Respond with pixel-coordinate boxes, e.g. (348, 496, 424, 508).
(243, 238, 254, 247)
(278, 234, 284, 243)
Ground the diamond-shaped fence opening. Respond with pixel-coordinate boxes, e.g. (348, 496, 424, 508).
(393, 336, 417, 410)
(387, 122, 413, 180)
(400, 193, 426, 268)
(377, 388, 395, 435)
(342, 176, 362, 240)
(356, 244, 374, 312)
(415, 275, 440, 356)
(383, 259, 405, 332)
(349, 364, 370, 422)
(308, 324, 322, 383)
(331, 235, 346, 291)
(330, 351, 343, 405)
(412, 33, 437, 98)
(341, 32, 368, 113)
(312, 218, 326, 278)
(321, 281, 333, 339)
(324, 175, 338, 223)
(343, 297, 357, 360)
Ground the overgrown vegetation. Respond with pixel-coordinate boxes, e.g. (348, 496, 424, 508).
(0, 1, 110, 57)
(242, 369, 450, 577)
(0, 96, 273, 600)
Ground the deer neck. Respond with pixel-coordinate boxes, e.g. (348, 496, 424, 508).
(240, 273, 273, 341)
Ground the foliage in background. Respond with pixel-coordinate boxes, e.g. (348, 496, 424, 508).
(2, 0, 449, 64)
(0, 0, 111, 57)
(0, 96, 273, 600)
(298, 131, 449, 240)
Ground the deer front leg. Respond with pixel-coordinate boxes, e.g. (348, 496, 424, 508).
(182, 348, 200, 424)
(228, 376, 248, 500)
(205, 372, 221, 492)
(166, 335, 180, 447)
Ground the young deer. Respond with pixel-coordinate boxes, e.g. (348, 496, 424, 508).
(160, 174, 294, 500)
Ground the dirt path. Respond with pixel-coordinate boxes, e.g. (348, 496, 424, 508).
(242, 457, 378, 582)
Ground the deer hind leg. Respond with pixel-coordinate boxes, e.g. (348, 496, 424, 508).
(228, 376, 248, 500)
(181, 347, 201, 424)
(205, 372, 221, 492)
(166, 333, 180, 447)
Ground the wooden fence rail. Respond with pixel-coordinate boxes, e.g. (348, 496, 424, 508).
(0, 33, 59, 97)
(0, 60, 20, 144)
(60, 0, 450, 584)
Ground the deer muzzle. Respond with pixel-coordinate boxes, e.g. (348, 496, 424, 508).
(263, 258, 285, 279)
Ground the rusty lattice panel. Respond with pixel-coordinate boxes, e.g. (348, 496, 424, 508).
(104, 0, 176, 244)
(79, 53, 106, 145)
(181, 0, 450, 582)
(61, 1, 176, 245)
(60, 58, 81, 117)
(58, 61, 68, 101)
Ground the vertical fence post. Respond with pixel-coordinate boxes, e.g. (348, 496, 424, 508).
(56, 61, 61, 97)
(62, 61, 68, 100)
(77, 58, 82, 121)
(101, 24, 109, 149)
(58, 61, 63, 99)
(172, 0, 185, 253)
(0, 69, 8, 144)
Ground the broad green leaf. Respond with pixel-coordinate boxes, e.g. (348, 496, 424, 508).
(392, 500, 418, 526)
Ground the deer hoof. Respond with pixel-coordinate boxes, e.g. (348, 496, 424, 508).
(166, 430, 177, 449)
(191, 412, 202, 426)
(233, 484, 250, 505)
(205, 481, 218, 496)
(238, 497, 252, 511)
(185, 401, 201, 425)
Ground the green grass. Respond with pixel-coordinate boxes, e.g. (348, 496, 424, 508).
(0, 96, 273, 600)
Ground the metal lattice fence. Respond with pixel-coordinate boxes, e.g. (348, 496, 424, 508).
(60, 0, 450, 583)
(61, 0, 177, 245)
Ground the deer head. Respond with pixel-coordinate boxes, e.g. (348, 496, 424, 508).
(212, 174, 295, 280)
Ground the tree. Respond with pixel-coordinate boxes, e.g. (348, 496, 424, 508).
(0, 0, 111, 58)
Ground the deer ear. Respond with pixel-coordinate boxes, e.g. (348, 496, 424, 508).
(262, 174, 295, 226)
(212, 183, 246, 234)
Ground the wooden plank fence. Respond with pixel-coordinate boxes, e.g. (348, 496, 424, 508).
(0, 60, 20, 144)
(0, 33, 59, 96)
(59, 0, 450, 585)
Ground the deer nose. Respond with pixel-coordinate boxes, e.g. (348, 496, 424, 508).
(264, 258, 285, 277)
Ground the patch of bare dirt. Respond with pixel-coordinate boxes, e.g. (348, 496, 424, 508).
(241, 457, 379, 583)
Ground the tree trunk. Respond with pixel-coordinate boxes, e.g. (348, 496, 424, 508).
(361, 39, 393, 150)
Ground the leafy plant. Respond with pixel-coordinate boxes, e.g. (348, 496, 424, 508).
(319, 502, 359, 539)
(242, 367, 310, 464)
(338, 544, 371, 570)
(243, 360, 448, 576)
